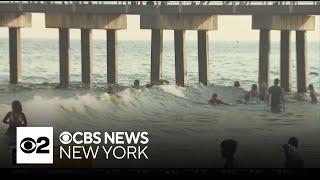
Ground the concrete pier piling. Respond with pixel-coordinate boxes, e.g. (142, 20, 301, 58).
(81, 29, 93, 85)
(258, 29, 270, 88)
(174, 30, 187, 86)
(296, 30, 307, 93)
(45, 13, 126, 86)
(59, 28, 71, 87)
(253, 15, 314, 92)
(107, 30, 118, 84)
(0, 12, 31, 84)
(198, 30, 209, 85)
(9, 28, 21, 84)
(0, 3, 316, 93)
(141, 13, 217, 86)
(280, 30, 291, 92)
(151, 29, 163, 84)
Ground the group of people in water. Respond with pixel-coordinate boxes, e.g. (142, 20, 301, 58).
(208, 78, 318, 113)
(221, 137, 304, 168)
(1, 78, 317, 168)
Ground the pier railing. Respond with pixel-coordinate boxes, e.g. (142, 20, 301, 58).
(1, 1, 320, 6)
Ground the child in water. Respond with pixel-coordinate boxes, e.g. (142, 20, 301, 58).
(245, 84, 259, 104)
(308, 84, 318, 104)
(208, 93, 230, 105)
(2, 101, 27, 137)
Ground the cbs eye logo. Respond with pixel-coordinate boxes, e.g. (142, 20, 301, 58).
(20, 137, 50, 154)
(59, 131, 72, 144)
(16, 127, 53, 164)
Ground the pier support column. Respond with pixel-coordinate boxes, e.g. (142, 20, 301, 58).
(280, 30, 291, 92)
(174, 30, 187, 86)
(107, 30, 118, 84)
(150, 29, 163, 84)
(9, 27, 21, 84)
(59, 28, 70, 87)
(296, 30, 307, 93)
(258, 29, 270, 90)
(198, 30, 209, 85)
(81, 29, 93, 85)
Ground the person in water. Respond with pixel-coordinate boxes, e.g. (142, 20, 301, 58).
(234, 81, 241, 88)
(259, 81, 268, 101)
(133, 80, 140, 89)
(308, 84, 318, 104)
(151, 79, 170, 86)
(282, 137, 304, 168)
(267, 79, 284, 113)
(220, 139, 238, 168)
(208, 93, 230, 105)
(245, 84, 259, 104)
(2, 100, 28, 137)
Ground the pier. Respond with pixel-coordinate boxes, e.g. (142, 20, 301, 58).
(0, 1, 318, 92)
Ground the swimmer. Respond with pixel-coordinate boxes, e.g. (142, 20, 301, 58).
(245, 84, 259, 104)
(220, 139, 238, 168)
(133, 80, 140, 89)
(208, 93, 231, 105)
(234, 81, 240, 88)
(259, 81, 268, 101)
(151, 79, 169, 86)
(2, 100, 28, 137)
(308, 84, 318, 104)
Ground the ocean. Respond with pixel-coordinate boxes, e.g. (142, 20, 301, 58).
(0, 39, 319, 168)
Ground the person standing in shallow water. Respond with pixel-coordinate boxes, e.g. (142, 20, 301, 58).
(308, 84, 318, 104)
(259, 81, 268, 101)
(2, 100, 28, 137)
(267, 79, 285, 113)
(220, 139, 238, 168)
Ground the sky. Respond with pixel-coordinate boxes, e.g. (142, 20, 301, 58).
(0, 14, 319, 41)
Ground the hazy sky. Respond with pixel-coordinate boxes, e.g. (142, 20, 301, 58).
(0, 14, 319, 41)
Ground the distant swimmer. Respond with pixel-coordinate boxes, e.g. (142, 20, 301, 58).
(151, 79, 169, 86)
(282, 137, 304, 168)
(2, 101, 28, 137)
(220, 139, 238, 168)
(208, 93, 230, 105)
(133, 80, 140, 89)
(234, 81, 241, 88)
(245, 84, 259, 104)
(308, 84, 318, 104)
(267, 79, 284, 113)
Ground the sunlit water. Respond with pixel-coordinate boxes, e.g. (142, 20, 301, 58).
(0, 39, 319, 168)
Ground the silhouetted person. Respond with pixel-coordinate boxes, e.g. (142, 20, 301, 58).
(2, 101, 27, 137)
(282, 137, 304, 168)
(268, 78, 284, 113)
(221, 139, 238, 168)
(308, 84, 318, 104)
